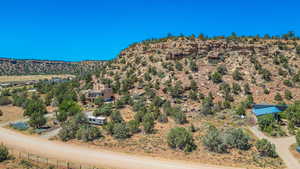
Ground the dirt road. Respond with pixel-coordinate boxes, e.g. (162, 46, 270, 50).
(249, 126, 299, 169)
(0, 127, 241, 169)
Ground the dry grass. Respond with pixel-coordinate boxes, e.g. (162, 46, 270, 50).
(0, 74, 74, 83)
(0, 105, 24, 123)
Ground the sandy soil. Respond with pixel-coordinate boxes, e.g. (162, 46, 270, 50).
(289, 144, 300, 162)
(0, 105, 24, 123)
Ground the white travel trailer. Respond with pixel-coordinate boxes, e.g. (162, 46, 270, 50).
(85, 111, 106, 125)
(87, 115, 106, 125)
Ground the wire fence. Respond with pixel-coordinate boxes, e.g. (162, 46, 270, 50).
(3, 143, 102, 169)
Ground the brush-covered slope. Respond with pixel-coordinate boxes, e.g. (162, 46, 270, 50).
(98, 36, 300, 107)
(0, 58, 104, 75)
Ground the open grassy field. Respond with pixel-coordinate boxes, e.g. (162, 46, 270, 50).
(0, 74, 75, 83)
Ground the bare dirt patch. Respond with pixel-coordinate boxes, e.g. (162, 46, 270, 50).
(289, 144, 300, 162)
(0, 105, 24, 123)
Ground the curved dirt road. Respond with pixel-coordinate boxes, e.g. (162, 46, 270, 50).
(0, 127, 241, 169)
(249, 126, 299, 169)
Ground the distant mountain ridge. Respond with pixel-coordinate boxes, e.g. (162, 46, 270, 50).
(0, 57, 105, 75)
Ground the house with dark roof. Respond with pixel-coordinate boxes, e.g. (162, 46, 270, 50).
(85, 88, 114, 102)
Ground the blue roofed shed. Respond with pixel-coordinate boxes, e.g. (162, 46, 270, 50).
(252, 106, 282, 116)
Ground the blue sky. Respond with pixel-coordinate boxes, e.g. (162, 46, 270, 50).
(0, 0, 299, 61)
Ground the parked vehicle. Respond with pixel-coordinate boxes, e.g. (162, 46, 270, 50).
(87, 115, 106, 125)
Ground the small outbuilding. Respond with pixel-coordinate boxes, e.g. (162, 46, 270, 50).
(252, 104, 287, 116)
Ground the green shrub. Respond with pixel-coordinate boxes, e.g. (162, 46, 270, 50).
(236, 104, 246, 116)
(175, 61, 183, 71)
(152, 96, 164, 107)
(24, 99, 47, 117)
(223, 100, 231, 109)
(134, 110, 146, 123)
(258, 114, 275, 131)
(94, 97, 104, 107)
(210, 72, 223, 83)
(245, 95, 254, 108)
(190, 80, 198, 91)
(232, 83, 241, 95)
(264, 88, 270, 94)
(113, 123, 130, 139)
(158, 113, 168, 123)
(257, 114, 285, 136)
(283, 79, 293, 87)
(0, 96, 12, 106)
(243, 83, 251, 95)
(127, 120, 140, 134)
(296, 130, 300, 146)
(0, 144, 9, 162)
(167, 127, 196, 152)
(58, 114, 87, 141)
(284, 89, 293, 100)
(56, 111, 68, 122)
(104, 122, 115, 135)
(189, 61, 198, 72)
(274, 92, 283, 101)
(28, 112, 46, 129)
(200, 96, 214, 115)
(286, 101, 300, 126)
(217, 65, 227, 75)
(114, 99, 124, 109)
(224, 128, 251, 150)
(76, 125, 101, 142)
(189, 124, 196, 132)
(58, 99, 81, 116)
(111, 111, 124, 123)
(172, 108, 187, 124)
(261, 69, 272, 81)
(189, 91, 198, 101)
(19, 160, 33, 168)
(232, 69, 243, 81)
(255, 139, 277, 157)
(203, 126, 227, 153)
(142, 113, 155, 134)
(58, 122, 78, 141)
(94, 103, 113, 116)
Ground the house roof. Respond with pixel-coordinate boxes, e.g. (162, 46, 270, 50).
(252, 106, 282, 116)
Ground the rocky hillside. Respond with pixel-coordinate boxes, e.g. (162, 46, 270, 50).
(0, 58, 104, 75)
(98, 35, 300, 106)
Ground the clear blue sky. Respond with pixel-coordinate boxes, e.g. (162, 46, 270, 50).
(0, 0, 299, 61)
